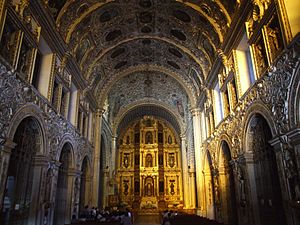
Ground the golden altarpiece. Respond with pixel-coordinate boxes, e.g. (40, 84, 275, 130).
(117, 116, 183, 211)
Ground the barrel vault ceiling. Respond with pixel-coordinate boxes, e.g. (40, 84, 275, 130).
(48, 0, 240, 131)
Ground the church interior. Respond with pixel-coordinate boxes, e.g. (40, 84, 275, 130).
(0, 0, 299, 225)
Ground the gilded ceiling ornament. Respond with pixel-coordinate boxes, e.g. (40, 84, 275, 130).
(15, 0, 29, 18)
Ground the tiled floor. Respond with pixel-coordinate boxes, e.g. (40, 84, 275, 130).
(134, 214, 161, 225)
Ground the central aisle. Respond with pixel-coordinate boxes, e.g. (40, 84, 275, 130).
(134, 214, 161, 225)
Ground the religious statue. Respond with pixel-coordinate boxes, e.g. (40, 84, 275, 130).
(170, 181, 175, 195)
(267, 26, 280, 54)
(168, 135, 172, 144)
(124, 181, 129, 196)
(146, 183, 152, 196)
(282, 139, 300, 201)
(237, 166, 247, 207)
(255, 44, 266, 74)
(168, 153, 175, 168)
(123, 154, 129, 168)
(144, 177, 153, 196)
(146, 154, 152, 167)
(145, 132, 153, 144)
(213, 176, 220, 205)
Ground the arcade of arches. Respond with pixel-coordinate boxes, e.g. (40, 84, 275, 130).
(0, 0, 299, 225)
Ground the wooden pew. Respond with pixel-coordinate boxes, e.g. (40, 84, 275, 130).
(66, 221, 120, 225)
(170, 214, 225, 225)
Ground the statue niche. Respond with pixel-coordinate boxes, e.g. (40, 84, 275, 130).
(170, 180, 175, 195)
(144, 177, 154, 196)
(145, 131, 153, 144)
(123, 180, 129, 196)
(123, 153, 130, 168)
(168, 153, 175, 168)
(146, 154, 153, 167)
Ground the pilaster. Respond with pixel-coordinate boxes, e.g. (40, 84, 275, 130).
(191, 108, 204, 214)
(28, 155, 49, 225)
(180, 134, 190, 209)
(109, 136, 117, 196)
(0, 138, 16, 206)
(269, 131, 300, 225)
(92, 108, 104, 207)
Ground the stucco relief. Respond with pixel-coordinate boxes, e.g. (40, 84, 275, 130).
(204, 35, 300, 159)
(108, 72, 190, 123)
(88, 41, 204, 102)
(59, 0, 228, 54)
(0, 60, 93, 168)
(201, 35, 300, 211)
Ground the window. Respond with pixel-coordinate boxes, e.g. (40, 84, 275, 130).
(235, 33, 255, 95)
(33, 36, 54, 98)
(213, 83, 223, 125)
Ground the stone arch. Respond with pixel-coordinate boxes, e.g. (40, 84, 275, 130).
(55, 135, 76, 169)
(288, 63, 300, 126)
(216, 134, 232, 163)
(244, 113, 286, 225)
(6, 103, 48, 156)
(242, 102, 277, 153)
(0, 116, 45, 225)
(114, 100, 185, 136)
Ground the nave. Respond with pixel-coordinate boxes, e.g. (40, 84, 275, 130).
(0, 0, 300, 225)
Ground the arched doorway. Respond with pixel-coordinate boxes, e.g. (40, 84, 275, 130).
(0, 117, 43, 225)
(53, 143, 73, 225)
(219, 141, 238, 225)
(79, 157, 90, 215)
(247, 114, 286, 225)
(203, 151, 214, 219)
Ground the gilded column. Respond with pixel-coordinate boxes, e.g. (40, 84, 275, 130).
(180, 134, 190, 209)
(191, 108, 204, 215)
(92, 109, 104, 206)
